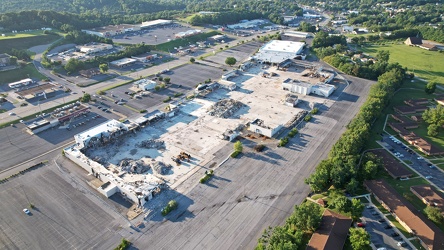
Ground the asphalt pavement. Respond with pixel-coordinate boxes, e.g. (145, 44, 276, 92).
(382, 135, 444, 190)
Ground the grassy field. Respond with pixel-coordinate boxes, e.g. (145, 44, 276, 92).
(361, 42, 444, 83)
(0, 33, 60, 53)
(0, 30, 47, 40)
(0, 64, 46, 85)
(153, 31, 220, 52)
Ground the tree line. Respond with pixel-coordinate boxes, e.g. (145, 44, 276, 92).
(305, 67, 405, 192)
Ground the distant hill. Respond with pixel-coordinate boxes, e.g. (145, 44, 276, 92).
(0, 0, 185, 15)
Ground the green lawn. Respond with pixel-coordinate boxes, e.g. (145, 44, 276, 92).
(0, 64, 46, 85)
(410, 239, 426, 250)
(386, 214, 412, 238)
(411, 121, 444, 152)
(0, 33, 60, 53)
(0, 30, 46, 40)
(361, 42, 444, 83)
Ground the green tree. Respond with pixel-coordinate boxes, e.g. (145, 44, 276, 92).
(425, 206, 444, 224)
(80, 93, 91, 103)
(428, 124, 439, 137)
(425, 81, 437, 94)
(190, 57, 195, 63)
(329, 191, 351, 213)
(225, 57, 237, 66)
(349, 228, 371, 250)
(99, 63, 109, 73)
(377, 50, 390, 62)
(286, 202, 322, 232)
(234, 141, 243, 153)
(64, 58, 84, 73)
(423, 105, 444, 127)
(350, 198, 364, 221)
(363, 160, 379, 179)
(346, 178, 359, 195)
(163, 77, 171, 84)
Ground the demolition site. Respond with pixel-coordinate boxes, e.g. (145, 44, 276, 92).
(63, 61, 342, 210)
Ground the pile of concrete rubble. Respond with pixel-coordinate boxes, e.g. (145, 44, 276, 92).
(151, 160, 171, 175)
(137, 139, 165, 150)
(119, 158, 151, 174)
(208, 98, 243, 118)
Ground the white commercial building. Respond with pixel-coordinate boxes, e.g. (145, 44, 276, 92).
(82, 24, 141, 37)
(227, 19, 267, 29)
(8, 78, 34, 89)
(140, 19, 173, 29)
(110, 58, 137, 68)
(134, 79, 157, 90)
(249, 118, 282, 138)
(282, 31, 313, 39)
(252, 40, 305, 64)
(78, 43, 113, 54)
(282, 78, 335, 97)
(175, 29, 202, 39)
(74, 120, 129, 148)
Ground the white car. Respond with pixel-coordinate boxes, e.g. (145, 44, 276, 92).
(417, 156, 423, 160)
(426, 176, 433, 179)
(23, 208, 30, 214)
(9, 112, 16, 116)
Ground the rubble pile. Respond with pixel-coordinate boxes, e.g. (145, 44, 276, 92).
(285, 110, 308, 128)
(151, 160, 171, 175)
(208, 98, 243, 118)
(137, 139, 165, 149)
(119, 158, 151, 174)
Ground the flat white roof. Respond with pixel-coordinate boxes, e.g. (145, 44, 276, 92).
(110, 58, 137, 66)
(141, 19, 173, 28)
(74, 120, 127, 145)
(261, 40, 305, 54)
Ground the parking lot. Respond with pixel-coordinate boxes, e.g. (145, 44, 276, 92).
(0, 164, 123, 249)
(109, 63, 224, 111)
(112, 24, 194, 45)
(202, 41, 262, 66)
(382, 134, 444, 189)
(361, 203, 411, 250)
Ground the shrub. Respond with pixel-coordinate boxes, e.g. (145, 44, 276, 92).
(154, 85, 161, 91)
(158, 76, 163, 81)
(278, 137, 289, 147)
(190, 57, 195, 63)
(231, 151, 240, 158)
(304, 114, 312, 122)
(114, 238, 131, 250)
(174, 92, 183, 97)
(163, 96, 172, 103)
(254, 144, 265, 152)
(98, 90, 106, 95)
(311, 107, 319, 114)
(161, 200, 178, 216)
(200, 170, 214, 184)
(288, 128, 298, 138)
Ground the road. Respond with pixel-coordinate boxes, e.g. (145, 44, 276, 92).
(382, 135, 444, 191)
(127, 75, 374, 249)
(0, 31, 267, 124)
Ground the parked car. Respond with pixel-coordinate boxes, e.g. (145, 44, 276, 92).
(391, 232, 399, 237)
(384, 225, 392, 229)
(397, 241, 407, 247)
(23, 208, 30, 214)
(378, 218, 385, 222)
(357, 222, 366, 227)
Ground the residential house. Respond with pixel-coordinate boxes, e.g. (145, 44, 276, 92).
(306, 210, 352, 250)
(365, 179, 444, 250)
